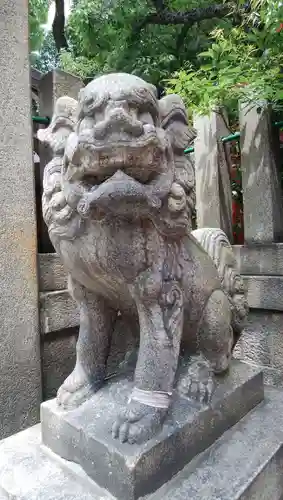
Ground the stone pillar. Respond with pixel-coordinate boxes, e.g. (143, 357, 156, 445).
(39, 69, 82, 117)
(240, 103, 283, 243)
(194, 110, 233, 241)
(0, 0, 42, 438)
(37, 70, 83, 252)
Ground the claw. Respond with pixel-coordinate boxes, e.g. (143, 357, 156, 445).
(111, 420, 120, 440)
(177, 356, 215, 405)
(112, 401, 167, 445)
(119, 422, 129, 443)
(56, 364, 105, 410)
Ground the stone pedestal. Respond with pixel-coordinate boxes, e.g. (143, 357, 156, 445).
(233, 243, 283, 388)
(41, 361, 263, 500)
(4, 362, 283, 500)
(1, 388, 283, 500)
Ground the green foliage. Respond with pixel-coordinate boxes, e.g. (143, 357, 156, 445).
(60, 50, 101, 79)
(30, 0, 283, 121)
(29, 0, 49, 52)
(31, 31, 58, 73)
(60, 0, 172, 81)
(59, 0, 232, 84)
(166, 0, 283, 116)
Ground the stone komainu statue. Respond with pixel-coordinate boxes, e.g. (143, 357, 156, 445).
(38, 73, 248, 445)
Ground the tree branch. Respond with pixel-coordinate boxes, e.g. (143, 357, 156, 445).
(150, 0, 166, 10)
(131, 2, 233, 42)
(52, 0, 68, 52)
(175, 25, 190, 53)
(145, 3, 233, 26)
(118, 2, 235, 72)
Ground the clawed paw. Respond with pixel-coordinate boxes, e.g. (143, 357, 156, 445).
(57, 381, 94, 410)
(112, 401, 167, 445)
(57, 364, 105, 410)
(177, 356, 215, 405)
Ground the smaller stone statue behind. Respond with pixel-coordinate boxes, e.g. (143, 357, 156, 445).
(38, 73, 248, 445)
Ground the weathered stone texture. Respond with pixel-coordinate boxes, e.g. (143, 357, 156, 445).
(0, 425, 108, 500)
(194, 110, 233, 241)
(41, 318, 137, 401)
(152, 387, 283, 500)
(38, 253, 67, 291)
(0, 0, 41, 438)
(41, 330, 78, 400)
(38, 70, 83, 174)
(240, 103, 283, 243)
(243, 276, 283, 311)
(233, 243, 283, 276)
(40, 290, 79, 334)
(3, 388, 283, 499)
(36, 73, 248, 449)
(234, 311, 283, 387)
(41, 361, 263, 500)
(233, 242, 283, 386)
(39, 70, 83, 121)
(37, 70, 83, 252)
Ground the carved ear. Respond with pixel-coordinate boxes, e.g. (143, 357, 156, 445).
(159, 94, 196, 227)
(159, 94, 196, 151)
(37, 96, 78, 151)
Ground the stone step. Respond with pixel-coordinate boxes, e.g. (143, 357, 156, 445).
(149, 387, 283, 500)
(38, 253, 67, 292)
(37, 253, 283, 336)
(39, 275, 283, 335)
(243, 275, 283, 311)
(233, 243, 283, 276)
(39, 290, 79, 334)
(0, 425, 113, 500)
(1, 387, 283, 499)
(38, 244, 283, 296)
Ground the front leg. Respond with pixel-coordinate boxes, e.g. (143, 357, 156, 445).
(57, 277, 116, 410)
(112, 271, 184, 444)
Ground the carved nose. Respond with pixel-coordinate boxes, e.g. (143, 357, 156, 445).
(93, 103, 143, 140)
(108, 107, 143, 137)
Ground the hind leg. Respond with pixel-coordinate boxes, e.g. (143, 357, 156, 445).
(178, 290, 233, 404)
(199, 289, 233, 374)
(57, 276, 116, 409)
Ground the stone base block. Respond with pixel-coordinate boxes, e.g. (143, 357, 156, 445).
(3, 387, 283, 499)
(41, 361, 263, 500)
(154, 388, 283, 500)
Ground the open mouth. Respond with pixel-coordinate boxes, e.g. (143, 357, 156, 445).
(80, 171, 121, 186)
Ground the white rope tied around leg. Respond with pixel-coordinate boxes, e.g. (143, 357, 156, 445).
(129, 387, 172, 409)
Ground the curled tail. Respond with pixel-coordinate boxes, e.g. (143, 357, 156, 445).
(191, 227, 249, 344)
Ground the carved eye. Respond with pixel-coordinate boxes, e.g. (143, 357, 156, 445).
(138, 111, 154, 125)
